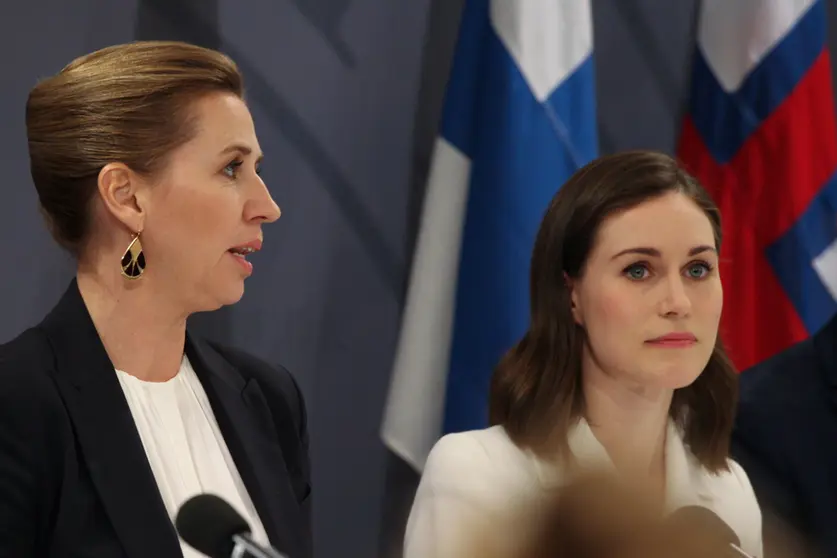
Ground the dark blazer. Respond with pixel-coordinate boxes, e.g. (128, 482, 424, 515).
(0, 280, 312, 558)
(732, 314, 837, 558)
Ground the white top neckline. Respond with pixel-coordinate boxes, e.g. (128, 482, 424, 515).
(115, 355, 270, 557)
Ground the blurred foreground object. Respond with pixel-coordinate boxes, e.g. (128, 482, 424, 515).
(467, 472, 803, 558)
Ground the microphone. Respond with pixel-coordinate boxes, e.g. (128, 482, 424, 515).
(175, 493, 287, 558)
(666, 506, 755, 557)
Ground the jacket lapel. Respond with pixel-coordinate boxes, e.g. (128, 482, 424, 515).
(529, 419, 615, 488)
(662, 422, 712, 510)
(532, 419, 713, 509)
(185, 336, 305, 557)
(39, 281, 182, 558)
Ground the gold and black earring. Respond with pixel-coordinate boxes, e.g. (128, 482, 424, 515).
(121, 233, 146, 279)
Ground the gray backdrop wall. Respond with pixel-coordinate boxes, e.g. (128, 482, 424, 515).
(4, 1, 837, 557)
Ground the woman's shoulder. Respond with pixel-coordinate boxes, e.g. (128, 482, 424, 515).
(421, 425, 540, 495)
(704, 456, 761, 510)
(0, 326, 61, 399)
(0, 325, 53, 368)
(406, 427, 566, 557)
(426, 425, 522, 461)
(0, 326, 69, 449)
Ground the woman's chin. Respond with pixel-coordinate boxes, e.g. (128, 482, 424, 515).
(219, 282, 246, 306)
(194, 282, 246, 312)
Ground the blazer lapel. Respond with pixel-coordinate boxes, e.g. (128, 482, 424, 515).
(663, 422, 712, 510)
(39, 281, 182, 558)
(531, 418, 713, 511)
(530, 419, 616, 488)
(185, 336, 305, 557)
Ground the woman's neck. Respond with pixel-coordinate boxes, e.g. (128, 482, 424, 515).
(581, 355, 672, 497)
(76, 267, 187, 383)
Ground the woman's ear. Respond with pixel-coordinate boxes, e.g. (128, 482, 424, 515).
(565, 272, 583, 326)
(97, 163, 146, 232)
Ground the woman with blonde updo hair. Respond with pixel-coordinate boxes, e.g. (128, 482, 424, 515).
(0, 42, 310, 557)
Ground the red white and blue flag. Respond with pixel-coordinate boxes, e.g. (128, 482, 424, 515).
(678, 0, 837, 371)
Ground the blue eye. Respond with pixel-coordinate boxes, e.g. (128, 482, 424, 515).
(624, 263, 650, 280)
(686, 261, 713, 279)
(223, 160, 243, 178)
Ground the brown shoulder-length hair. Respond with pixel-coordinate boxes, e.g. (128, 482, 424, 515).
(489, 150, 737, 473)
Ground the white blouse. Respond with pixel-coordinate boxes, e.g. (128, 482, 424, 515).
(115, 355, 270, 557)
(405, 420, 763, 558)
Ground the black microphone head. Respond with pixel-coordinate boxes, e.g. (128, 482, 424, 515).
(666, 505, 741, 547)
(175, 493, 251, 558)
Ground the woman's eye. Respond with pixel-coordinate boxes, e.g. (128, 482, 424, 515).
(686, 262, 713, 279)
(624, 264, 650, 280)
(223, 160, 243, 178)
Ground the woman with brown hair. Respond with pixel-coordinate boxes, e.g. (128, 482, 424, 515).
(0, 42, 310, 557)
(403, 151, 762, 558)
